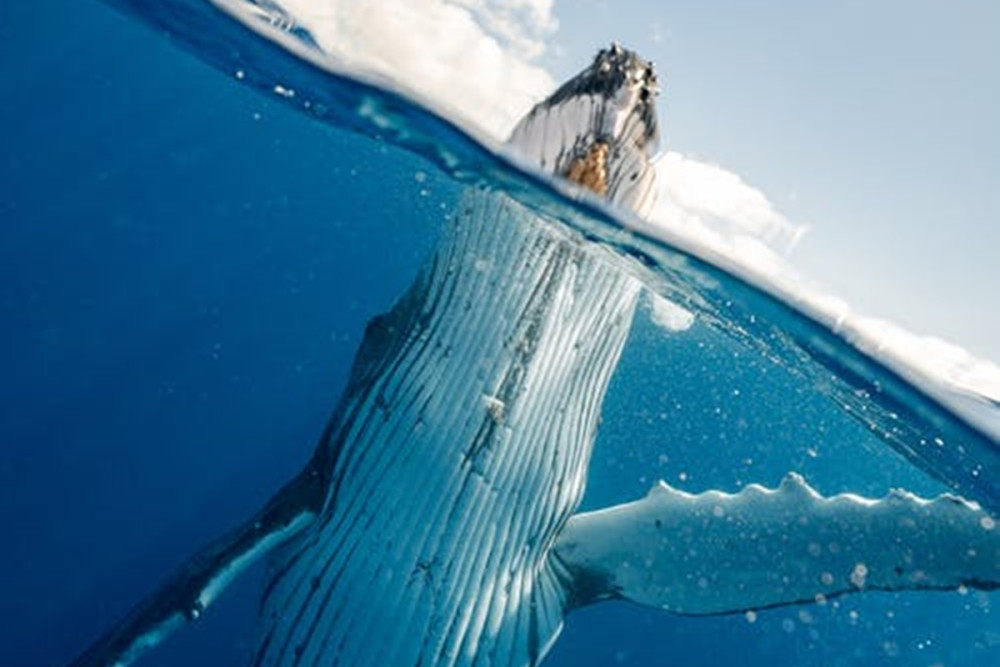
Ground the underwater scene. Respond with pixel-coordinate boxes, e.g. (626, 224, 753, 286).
(2, 1, 999, 666)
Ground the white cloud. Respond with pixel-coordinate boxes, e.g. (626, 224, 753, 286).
(448, 0, 558, 59)
(264, 0, 555, 136)
(652, 152, 806, 256)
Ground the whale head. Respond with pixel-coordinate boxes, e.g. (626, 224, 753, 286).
(508, 43, 660, 217)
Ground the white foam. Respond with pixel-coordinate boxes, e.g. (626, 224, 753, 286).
(645, 291, 695, 333)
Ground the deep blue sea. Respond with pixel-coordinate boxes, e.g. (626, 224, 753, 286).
(2, 2, 998, 666)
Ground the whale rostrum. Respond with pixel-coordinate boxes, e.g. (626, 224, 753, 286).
(71, 44, 999, 667)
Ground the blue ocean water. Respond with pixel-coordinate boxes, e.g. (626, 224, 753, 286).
(1, 2, 997, 666)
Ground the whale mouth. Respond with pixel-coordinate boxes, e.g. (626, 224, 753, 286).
(507, 43, 660, 217)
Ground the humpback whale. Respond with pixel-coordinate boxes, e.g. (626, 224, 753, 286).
(71, 41, 1000, 667)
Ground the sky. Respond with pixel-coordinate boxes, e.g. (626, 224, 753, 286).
(545, 1, 1000, 363)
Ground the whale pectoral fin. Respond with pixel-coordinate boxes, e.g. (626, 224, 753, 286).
(553, 473, 1000, 615)
(70, 471, 319, 667)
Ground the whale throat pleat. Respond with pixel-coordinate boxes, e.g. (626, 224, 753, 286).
(253, 189, 640, 667)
